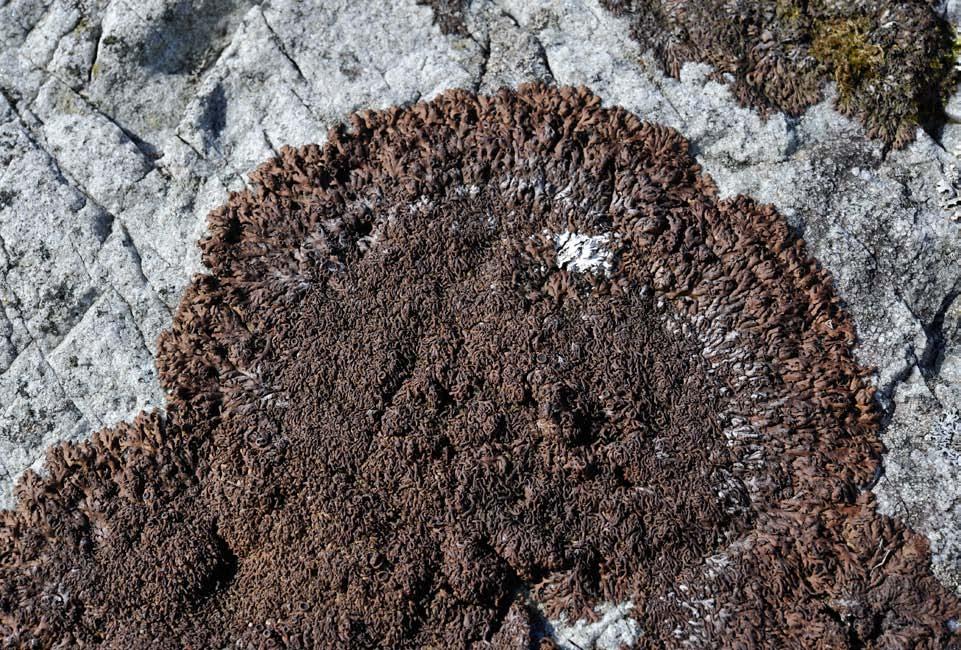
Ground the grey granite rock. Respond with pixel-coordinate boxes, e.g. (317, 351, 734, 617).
(1, 0, 960, 643)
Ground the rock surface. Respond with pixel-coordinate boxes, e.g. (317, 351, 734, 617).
(0, 0, 959, 629)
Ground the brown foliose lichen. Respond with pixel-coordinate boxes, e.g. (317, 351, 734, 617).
(0, 85, 958, 648)
(600, 0, 959, 148)
(417, 0, 470, 35)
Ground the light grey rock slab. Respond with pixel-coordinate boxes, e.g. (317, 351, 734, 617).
(83, 0, 257, 137)
(464, 5, 556, 93)
(945, 0, 961, 24)
(947, 94, 961, 125)
(0, 343, 89, 492)
(0, 0, 959, 639)
(46, 290, 163, 431)
(943, 123, 961, 159)
(875, 363, 961, 592)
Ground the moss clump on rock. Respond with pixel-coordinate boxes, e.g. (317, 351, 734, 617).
(810, 17, 883, 99)
(601, 0, 959, 148)
(0, 85, 958, 648)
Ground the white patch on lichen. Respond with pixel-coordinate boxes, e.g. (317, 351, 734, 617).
(553, 231, 614, 276)
(548, 601, 641, 650)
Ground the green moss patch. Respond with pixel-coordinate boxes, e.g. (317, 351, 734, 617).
(810, 17, 883, 101)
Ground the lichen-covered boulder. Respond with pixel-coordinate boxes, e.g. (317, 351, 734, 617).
(0, 85, 957, 648)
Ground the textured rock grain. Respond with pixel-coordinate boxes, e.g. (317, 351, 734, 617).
(0, 0, 960, 618)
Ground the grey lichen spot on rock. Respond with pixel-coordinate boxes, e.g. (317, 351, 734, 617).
(199, 81, 228, 151)
(138, 0, 245, 75)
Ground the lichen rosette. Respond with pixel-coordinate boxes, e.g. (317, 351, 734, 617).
(1, 85, 957, 648)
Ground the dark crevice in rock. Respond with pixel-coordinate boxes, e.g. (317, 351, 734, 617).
(58, 81, 163, 165)
(877, 281, 960, 415)
(259, 7, 308, 83)
(87, 21, 104, 85)
(919, 283, 961, 384)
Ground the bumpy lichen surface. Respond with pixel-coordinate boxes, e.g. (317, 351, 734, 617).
(0, 86, 957, 648)
(600, 0, 958, 148)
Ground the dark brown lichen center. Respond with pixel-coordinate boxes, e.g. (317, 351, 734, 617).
(207, 178, 745, 638)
